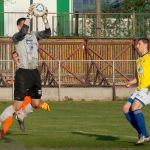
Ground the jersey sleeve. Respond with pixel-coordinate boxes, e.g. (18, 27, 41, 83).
(34, 28, 51, 40)
(12, 24, 29, 44)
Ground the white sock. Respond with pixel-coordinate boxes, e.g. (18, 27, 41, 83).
(23, 104, 34, 117)
(15, 104, 34, 121)
(0, 105, 15, 125)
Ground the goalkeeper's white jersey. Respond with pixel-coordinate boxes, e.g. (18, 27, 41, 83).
(14, 32, 39, 70)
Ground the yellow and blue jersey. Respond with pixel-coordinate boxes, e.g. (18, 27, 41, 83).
(136, 53, 150, 90)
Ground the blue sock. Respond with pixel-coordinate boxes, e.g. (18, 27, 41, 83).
(124, 111, 141, 134)
(133, 109, 149, 137)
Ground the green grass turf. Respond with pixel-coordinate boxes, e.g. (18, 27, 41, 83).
(0, 100, 150, 149)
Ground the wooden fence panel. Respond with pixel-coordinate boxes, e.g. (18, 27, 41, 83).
(0, 38, 135, 86)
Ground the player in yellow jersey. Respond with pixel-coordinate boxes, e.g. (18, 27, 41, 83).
(123, 38, 150, 144)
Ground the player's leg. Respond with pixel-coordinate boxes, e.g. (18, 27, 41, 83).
(131, 100, 150, 144)
(131, 89, 150, 144)
(17, 96, 34, 120)
(15, 95, 50, 123)
(22, 95, 50, 112)
(15, 96, 50, 132)
(0, 105, 15, 127)
(1, 96, 33, 136)
(30, 69, 42, 108)
(30, 87, 50, 111)
(30, 69, 50, 111)
(14, 96, 33, 131)
(12, 68, 28, 132)
(122, 91, 141, 135)
(13, 100, 24, 130)
(31, 98, 50, 111)
(13, 68, 27, 112)
(21, 96, 32, 110)
(0, 98, 31, 136)
(0, 116, 13, 138)
(0, 106, 15, 138)
(0, 103, 23, 138)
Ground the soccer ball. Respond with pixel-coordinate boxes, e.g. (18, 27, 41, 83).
(33, 3, 47, 17)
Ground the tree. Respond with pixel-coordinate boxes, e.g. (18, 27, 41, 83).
(124, 0, 148, 12)
(124, 0, 149, 37)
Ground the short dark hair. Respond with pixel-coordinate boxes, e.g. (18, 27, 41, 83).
(137, 38, 149, 45)
(17, 17, 26, 25)
(12, 51, 17, 55)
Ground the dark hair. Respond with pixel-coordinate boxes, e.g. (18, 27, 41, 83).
(12, 51, 17, 55)
(137, 38, 149, 45)
(17, 17, 26, 25)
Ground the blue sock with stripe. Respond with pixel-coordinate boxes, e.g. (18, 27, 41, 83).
(124, 111, 141, 134)
(133, 109, 149, 137)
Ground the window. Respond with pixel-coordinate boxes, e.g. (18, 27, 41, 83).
(73, 0, 96, 12)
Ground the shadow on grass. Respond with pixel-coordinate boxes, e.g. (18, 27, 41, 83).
(0, 132, 29, 143)
(0, 136, 13, 143)
(10, 133, 28, 136)
(72, 131, 119, 141)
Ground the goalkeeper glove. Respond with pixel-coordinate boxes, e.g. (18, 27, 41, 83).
(27, 4, 35, 19)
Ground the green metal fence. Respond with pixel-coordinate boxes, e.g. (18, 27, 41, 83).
(0, 12, 150, 38)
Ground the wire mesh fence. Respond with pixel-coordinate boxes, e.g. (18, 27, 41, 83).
(0, 60, 136, 100)
(0, 59, 136, 87)
(0, 12, 150, 38)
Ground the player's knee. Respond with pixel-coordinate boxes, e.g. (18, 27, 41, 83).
(131, 105, 139, 111)
(131, 100, 143, 111)
(131, 102, 140, 111)
(13, 105, 22, 111)
(31, 100, 40, 108)
(122, 104, 130, 113)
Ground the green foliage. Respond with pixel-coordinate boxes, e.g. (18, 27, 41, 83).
(101, 0, 112, 13)
(124, 0, 148, 12)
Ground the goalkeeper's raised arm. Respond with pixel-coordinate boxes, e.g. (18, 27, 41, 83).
(34, 9, 51, 39)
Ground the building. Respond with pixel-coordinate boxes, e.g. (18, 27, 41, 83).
(0, 0, 149, 37)
(0, 0, 98, 36)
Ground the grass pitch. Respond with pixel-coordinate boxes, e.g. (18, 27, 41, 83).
(0, 100, 150, 150)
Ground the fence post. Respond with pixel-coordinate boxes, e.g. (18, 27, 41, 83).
(30, 0, 33, 31)
(36, 16, 38, 31)
(75, 12, 79, 36)
(131, 12, 136, 38)
(112, 60, 116, 101)
(12, 60, 14, 100)
(58, 60, 61, 101)
(84, 38, 89, 85)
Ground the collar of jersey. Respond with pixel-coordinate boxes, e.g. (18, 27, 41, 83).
(140, 51, 149, 57)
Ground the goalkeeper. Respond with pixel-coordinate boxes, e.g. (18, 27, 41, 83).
(0, 4, 51, 138)
(0, 51, 50, 138)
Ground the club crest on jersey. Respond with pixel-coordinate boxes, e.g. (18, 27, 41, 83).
(137, 64, 143, 74)
(26, 35, 34, 51)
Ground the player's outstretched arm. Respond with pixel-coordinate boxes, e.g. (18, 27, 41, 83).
(126, 78, 137, 88)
